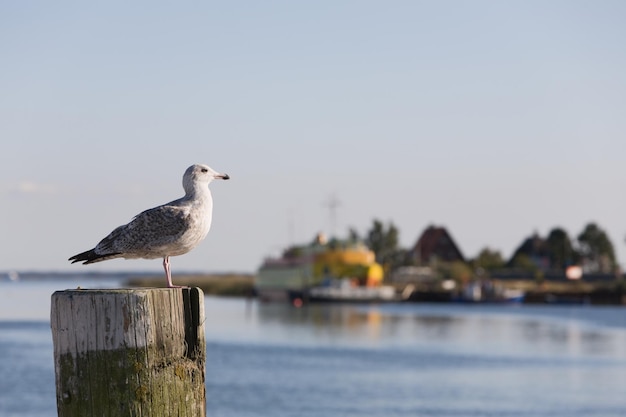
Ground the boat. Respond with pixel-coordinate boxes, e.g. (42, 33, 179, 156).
(294, 278, 398, 303)
(452, 281, 525, 303)
(256, 233, 395, 303)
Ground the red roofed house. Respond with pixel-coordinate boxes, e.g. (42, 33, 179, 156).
(410, 225, 465, 265)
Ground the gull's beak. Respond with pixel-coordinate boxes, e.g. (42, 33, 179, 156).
(215, 173, 230, 180)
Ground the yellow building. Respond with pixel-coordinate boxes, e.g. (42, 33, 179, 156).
(255, 234, 385, 301)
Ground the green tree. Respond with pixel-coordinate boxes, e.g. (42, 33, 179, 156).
(577, 223, 616, 273)
(365, 219, 403, 270)
(472, 247, 505, 271)
(509, 253, 544, 281)
(445, 261, 473, 282)
(347, 227, 360, 244)
(546, 227, 578, 270)
(510, 253, 537, 272)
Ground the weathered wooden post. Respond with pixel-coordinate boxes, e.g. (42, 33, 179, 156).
(50, 288, 206, 417)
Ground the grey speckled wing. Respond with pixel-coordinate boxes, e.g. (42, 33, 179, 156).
(95, 205, 189, 257)
(68, 163, 229, 287)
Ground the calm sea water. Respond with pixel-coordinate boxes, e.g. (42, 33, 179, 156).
(1, 277, 626, 417)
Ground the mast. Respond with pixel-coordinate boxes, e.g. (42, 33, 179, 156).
(323, 194, 341, 239)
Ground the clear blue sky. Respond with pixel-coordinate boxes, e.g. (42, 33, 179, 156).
(1, 1, 625, 274)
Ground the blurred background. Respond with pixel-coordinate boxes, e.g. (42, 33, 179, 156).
(2, 1, 625, 275)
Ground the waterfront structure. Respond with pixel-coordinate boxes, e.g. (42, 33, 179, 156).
(409, 225, 465, 265)
(507, 233, 551, 270)
(255, 233, 384, 301)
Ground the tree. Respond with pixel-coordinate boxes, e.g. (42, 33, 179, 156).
(510, 253, 537, 272)
(365, 219, 403, 271)
(347, 227, 360, 244)
(545, 227, 578, 270)
(577, 223, 616, 273)
(472, 247, 505, 272)
(509, 253, 544, 281)
(445, 261, 473, 282)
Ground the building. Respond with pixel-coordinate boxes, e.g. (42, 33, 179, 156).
(410, 225, 465, 265)
(255, 234, 384, 301)
(507, 233, 551, 270)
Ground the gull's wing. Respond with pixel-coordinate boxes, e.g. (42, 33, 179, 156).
(95, 204, 190, 255)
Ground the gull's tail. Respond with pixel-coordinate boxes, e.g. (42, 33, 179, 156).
(69, 249, 121, 265)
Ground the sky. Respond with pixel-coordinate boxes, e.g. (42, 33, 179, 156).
(1, 1, 625, 275)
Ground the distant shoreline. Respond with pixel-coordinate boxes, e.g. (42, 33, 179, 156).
(3, 271, 623, 305)
(126, 273, 255, 296)
(1, 270, 253, 280)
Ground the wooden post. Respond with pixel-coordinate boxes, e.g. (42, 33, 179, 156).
(50, 288, 206, 417)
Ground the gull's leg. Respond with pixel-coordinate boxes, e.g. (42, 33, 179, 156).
(163, 256, 183, 288)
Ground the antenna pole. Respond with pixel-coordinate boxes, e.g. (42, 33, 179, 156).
(324, 194, 341, 238)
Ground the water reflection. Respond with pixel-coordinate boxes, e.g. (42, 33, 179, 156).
(521, 318, 624, 358)
(205, 298, 626, 362)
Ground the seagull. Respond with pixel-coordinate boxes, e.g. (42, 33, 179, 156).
(69, 164, 229, 287)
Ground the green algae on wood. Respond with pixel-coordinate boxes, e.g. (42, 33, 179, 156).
(51, 288, 206, 417)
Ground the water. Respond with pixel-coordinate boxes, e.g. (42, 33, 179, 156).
(1, 277, 626, 417)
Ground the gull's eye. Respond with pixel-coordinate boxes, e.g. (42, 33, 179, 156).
(201, 168, 208, 173)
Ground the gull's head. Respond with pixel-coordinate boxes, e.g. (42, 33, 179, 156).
(183, 164, 229, 193)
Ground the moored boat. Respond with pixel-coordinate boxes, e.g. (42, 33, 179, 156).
(300, 279, 398, 303)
